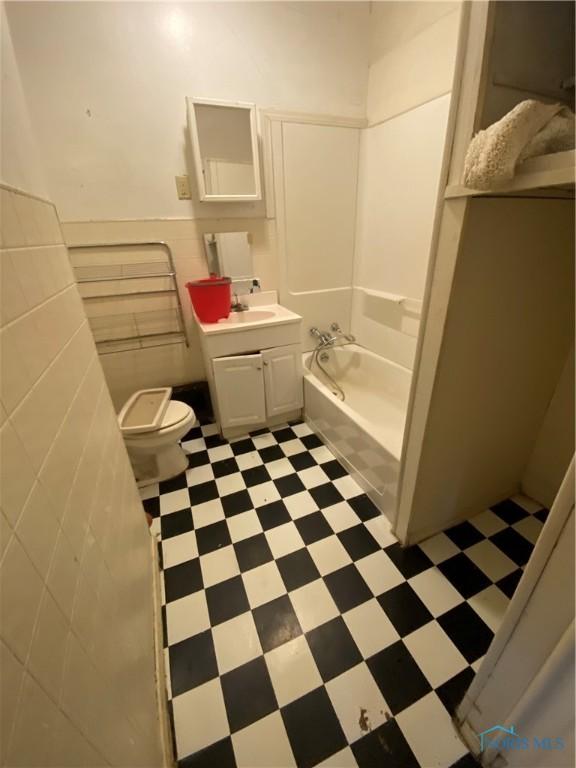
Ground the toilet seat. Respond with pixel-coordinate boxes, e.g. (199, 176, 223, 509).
(121, 400, 195, 441)
(118, 387, 195, 436)
(118, 387, 172, 434)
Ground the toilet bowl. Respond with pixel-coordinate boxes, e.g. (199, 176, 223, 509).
(118, 388, 196, 486)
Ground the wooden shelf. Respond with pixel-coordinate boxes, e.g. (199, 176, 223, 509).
(445, 149, 575, 199)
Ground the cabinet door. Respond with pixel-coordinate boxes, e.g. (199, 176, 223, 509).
(212, 354, 266, 429)
(262, 344, 303, 417)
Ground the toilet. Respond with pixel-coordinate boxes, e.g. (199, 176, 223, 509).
(118, 387, 196, 486)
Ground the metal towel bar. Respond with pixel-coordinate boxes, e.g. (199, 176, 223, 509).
(68, 240, 189, 353)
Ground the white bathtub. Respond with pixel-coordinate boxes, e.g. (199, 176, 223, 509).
(303, 344, 411, 523)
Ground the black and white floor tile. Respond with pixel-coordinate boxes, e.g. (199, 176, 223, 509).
(140, 420, 547, 768)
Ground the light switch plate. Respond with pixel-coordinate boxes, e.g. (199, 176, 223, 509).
(175, 175, 191, 199)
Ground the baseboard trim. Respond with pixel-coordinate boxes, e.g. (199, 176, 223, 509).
(151, 535, 176, 767)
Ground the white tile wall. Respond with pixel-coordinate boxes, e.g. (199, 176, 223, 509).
(62, 218, 278, 410)
(0, 185, 163, 766)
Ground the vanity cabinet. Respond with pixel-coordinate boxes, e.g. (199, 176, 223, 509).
(213, 344, 303, 430)
(262, 345, 303, 417)
(195, 294, 303, 438)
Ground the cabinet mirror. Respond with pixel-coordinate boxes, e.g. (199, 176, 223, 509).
(187, 98, 261, 202)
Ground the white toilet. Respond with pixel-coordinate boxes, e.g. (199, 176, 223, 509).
(118, 387, 196, 486)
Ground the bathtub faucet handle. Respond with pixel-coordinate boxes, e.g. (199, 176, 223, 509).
(330, 322, 355, 343)
(310, 326, 338, 347)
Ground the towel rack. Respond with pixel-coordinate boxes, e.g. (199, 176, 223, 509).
(68, 240, 189, 354)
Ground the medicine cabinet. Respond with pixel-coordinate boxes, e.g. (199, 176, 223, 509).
(187, 98, 262, 202)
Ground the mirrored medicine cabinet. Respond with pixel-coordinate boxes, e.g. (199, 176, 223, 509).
(187, 98, 262, 202)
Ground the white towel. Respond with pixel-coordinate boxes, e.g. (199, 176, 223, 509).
(464, 99, 575, 190)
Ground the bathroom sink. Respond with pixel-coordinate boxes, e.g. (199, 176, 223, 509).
(195, 292, 303, 360)
(196, 300, 302, 336)
(226, 309, 276, 323)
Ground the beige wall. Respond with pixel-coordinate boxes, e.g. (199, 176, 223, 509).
(0, 4, 48, 199)
(0, 186, 163, 765)
(367, 1, 460, 126)
(522, 345, 575, 509)
(6, 1, 370, 221)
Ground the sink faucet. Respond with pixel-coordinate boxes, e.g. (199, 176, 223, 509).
(230, 292, 249, 312)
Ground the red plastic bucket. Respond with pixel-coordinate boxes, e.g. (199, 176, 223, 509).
(186, 275, 232, 323)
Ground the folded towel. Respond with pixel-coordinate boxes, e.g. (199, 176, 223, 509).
(519, 109, 575, 162)
(464, 99, 575, 189)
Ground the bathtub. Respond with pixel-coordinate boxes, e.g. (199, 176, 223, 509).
(303, 344, 412, 523)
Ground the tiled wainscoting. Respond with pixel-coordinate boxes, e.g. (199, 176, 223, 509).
(62, 218, 278, 410)
(143, 419, 547, 768)
(0, 185, 162, 766)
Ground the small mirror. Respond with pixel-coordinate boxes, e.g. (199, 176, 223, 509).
(187, 98, 261, 202)
(203, 232, 254, 281)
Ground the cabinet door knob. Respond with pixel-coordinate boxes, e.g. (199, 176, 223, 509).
(263, 361, 269, 366)
(256, 366, 262, 371)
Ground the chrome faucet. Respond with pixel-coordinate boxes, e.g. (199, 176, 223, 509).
(309, 327, 337, 347)
(309, 323, 355, 346)
(330, 322, 355, 342)
(230, 292, 249, 312)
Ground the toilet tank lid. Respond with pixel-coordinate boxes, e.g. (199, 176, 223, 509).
(118, 387, 172, 434)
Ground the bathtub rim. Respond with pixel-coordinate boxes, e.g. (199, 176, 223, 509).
(303, 343, 411, 462)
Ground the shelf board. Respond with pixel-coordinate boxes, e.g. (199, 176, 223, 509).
(445, 149, 575, 199)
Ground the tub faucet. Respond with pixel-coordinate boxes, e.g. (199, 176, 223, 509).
(309, 327, 337, 347)
(330, 322, 355, 343)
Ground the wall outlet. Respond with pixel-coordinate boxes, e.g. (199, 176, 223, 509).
(175, 175, 191, 200)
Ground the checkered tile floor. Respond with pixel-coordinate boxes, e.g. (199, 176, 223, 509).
(140, 420, 548, 768)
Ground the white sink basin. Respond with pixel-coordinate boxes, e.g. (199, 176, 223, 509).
(197, 303, 302, 335)
(225, 309, 276, 323)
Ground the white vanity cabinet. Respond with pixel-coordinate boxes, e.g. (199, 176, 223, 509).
(213, 344, 303, 430)
(262, 345, 303, 417)
(195, 297, 304, 438)
(212, 354, 267, 429)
